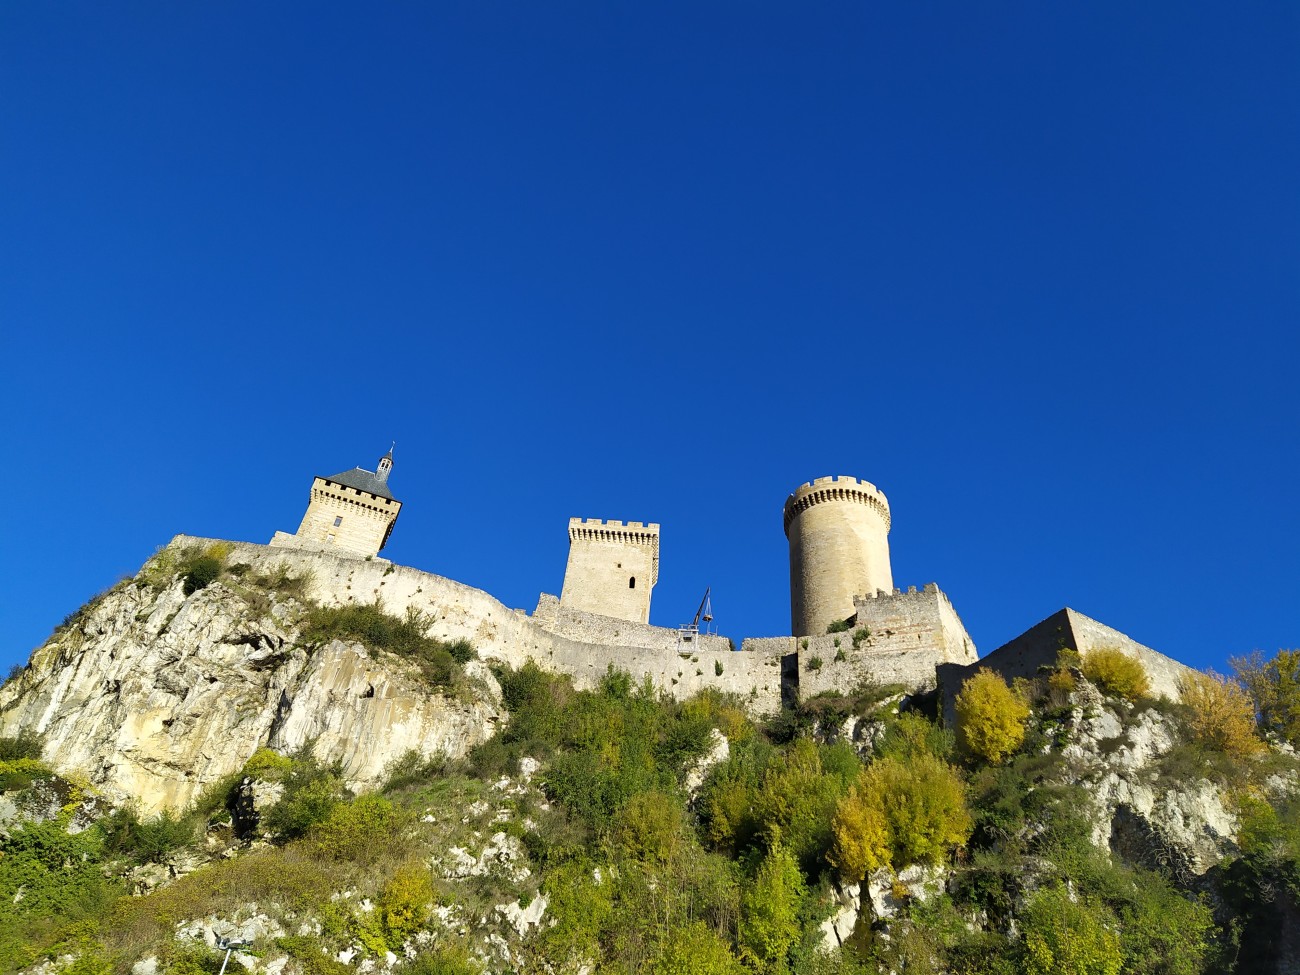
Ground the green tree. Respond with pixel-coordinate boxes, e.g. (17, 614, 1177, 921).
(651, 921, 745, 975)
(954, 669, 1030, 765)
(739, 840, 806, 971)
(1021, 884, 1122, 975)
(750, 738, 856, 872)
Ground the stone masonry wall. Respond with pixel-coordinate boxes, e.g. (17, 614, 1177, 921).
(936, 607, 1196, 719)
(794, 584, 979, 700)
(533, 594, 732, 655)
(172, 536, 784, 716)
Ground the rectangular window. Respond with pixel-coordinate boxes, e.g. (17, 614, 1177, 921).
(326, 533, 335, 544)
(333, 516, 343, 527)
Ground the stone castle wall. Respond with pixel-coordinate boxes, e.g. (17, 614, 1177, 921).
(936, 608, 1196, 718)
(172, 536, 785, 716)
(785, 476, 893, 637)
(560, 518, 659, 624)
(274, 477, 400, 558)
(792, 584, 979, 699)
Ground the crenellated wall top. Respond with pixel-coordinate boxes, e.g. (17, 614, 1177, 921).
(568, 517, 660, 546)
(783, 475, 890, 535)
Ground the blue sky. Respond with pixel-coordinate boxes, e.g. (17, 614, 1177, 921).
(2, 3, 1297, 678)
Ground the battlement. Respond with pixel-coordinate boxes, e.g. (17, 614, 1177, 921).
(568, 518, 661, 547)
(854, 582, 946, 603)
(783, 475, 890, 535)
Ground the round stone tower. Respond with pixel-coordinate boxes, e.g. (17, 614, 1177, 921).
(784, 475, 893, 637)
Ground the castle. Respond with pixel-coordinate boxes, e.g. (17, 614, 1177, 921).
(266, 453, 1192, 711)
(270, 447, 400, 558)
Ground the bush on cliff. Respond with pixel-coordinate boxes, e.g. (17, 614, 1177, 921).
(301, 603, 472, 687)
(955, 669, 1030, 764)
(1178, 670, 1264, 758)
(1082, 648, 1150, 701)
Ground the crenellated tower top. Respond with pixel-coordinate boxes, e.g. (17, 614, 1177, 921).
(783, 475, 890, 536)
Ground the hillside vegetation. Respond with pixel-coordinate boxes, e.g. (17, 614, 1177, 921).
(3, 550, 1299, 973)
(3, 632, 1300, 975)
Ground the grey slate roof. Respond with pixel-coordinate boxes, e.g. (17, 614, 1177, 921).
(322, 467, 397, 501)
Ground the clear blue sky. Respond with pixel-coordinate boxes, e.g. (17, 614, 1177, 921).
(2, 3, 1297, 679)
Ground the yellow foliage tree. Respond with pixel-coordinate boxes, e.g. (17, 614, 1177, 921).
(829, 751, 970, 880)
(1232, 649, 1300, 746)
(954, 669, 1030, 764)
(828, 779, 891, 880)
(1179, 669, 1264, 757)
(381, 863, 434, 942)
(1082, 647, 1150, 701)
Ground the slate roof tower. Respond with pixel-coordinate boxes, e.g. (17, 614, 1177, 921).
(270, 446, 402, 558)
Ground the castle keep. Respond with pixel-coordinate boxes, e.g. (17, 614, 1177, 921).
(559, 518, 659, 624)
(271, 447, 401, 559)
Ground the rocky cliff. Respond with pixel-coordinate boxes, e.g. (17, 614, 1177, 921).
(0, 540, 504, 814)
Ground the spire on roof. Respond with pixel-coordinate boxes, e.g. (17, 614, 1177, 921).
(377, 443, 394, 483)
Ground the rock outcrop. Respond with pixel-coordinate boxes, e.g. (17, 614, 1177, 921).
(0, 550, 503, 814)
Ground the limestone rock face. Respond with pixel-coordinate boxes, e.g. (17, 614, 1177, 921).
(1061, 690, 1237, 876)
(0, 566, 503, 815)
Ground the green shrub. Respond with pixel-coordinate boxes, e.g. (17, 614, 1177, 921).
(305, 793, 406, 862)
(276, 936, 353, 975)
(826, 618, 853, 634)
(807, 655, 823, 671)
(610, 790, 686, 864)
(1082, 648, 1150, 701)
(715, 660, 724, 676)
(0, 756, 54, 791)
(101, 806, 197, 863)
(266, 775, 346, 838)
(0, 730, 43, 761)
(380, 863, 434, 941)
(301, 603, 469, 688)
(739, 840, 806, 969)
(955, 669, 1030, 764)
(177, 544, 231, 595)
(381, 749, 449, 792)
(749, 738, 857, 872)
(652, 921, 746, 975)
(852, 627, 870, 648)
(404, 949, 477, 975)
(444, 638, 475, 663)
(0, 816, 122, 969)
(1233, 648, 1300, 746)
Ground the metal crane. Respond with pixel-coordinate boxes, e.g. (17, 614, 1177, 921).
(676, 587, 713, 646)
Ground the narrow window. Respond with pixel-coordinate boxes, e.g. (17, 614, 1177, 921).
(326, 533, 335, 544)
(629, 576, 636, 589)
(333, 516, 343, 527)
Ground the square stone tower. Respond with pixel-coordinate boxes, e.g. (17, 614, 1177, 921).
(270, 447, 401, 558)
(559, 518, 659, 623)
